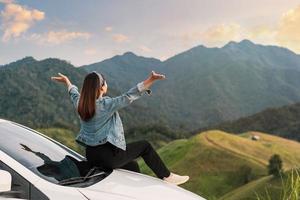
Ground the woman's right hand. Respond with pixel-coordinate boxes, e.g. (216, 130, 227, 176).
(149, 70, 166, 81)
(51, 73, 71, 86)
(143, 70, 166, 89)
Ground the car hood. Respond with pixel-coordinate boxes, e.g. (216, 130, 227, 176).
(78, 169, 205, 200)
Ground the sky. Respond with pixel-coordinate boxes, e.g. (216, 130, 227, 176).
(0, 0, 300, 66)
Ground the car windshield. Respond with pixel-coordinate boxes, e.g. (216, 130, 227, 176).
(0, 120, 109, 186)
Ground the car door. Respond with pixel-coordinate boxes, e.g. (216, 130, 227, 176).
(0, 160, 49, 200)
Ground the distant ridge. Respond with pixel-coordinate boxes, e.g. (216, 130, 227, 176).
(198, 102, 300, 141)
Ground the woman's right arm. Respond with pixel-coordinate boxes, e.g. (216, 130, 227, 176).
(107, 71, 166, 112)
(68, 84, 80, 108)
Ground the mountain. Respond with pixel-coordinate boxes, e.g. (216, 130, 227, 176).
(3, 39, 300, 132)
(198, 102, 300, 141)
(82, 52, 162, 91)
(159, 39, 300, 129)
(0, 57, 186, 145)
(0, 57, 87, 129)
(0, 56, 152, 130)
(82, 40, 300, 130)
(138, 130, 300, 199)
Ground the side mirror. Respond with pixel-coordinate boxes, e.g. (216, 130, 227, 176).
(0, 170, 12, 192)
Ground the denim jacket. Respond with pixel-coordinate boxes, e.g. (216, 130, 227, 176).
(68, 82, 151, 151)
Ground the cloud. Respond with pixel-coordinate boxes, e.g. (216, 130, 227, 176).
(243, 5, 300, 52)
(29, 30, 91, 45)
(200, 23, 243, 47)
(276, 5, 300, 52)
(199, 5, 300, 53)
(112, 33, 129, 43)
(159, 55, 168, 61)
(246, 25, 277, 45)
(84, 48, 97, 56)
(1, 3, 45, 42)
(0, 0, 14, 4)
(104, 27, 130, 43)
(173, 4, 300, 54)
(139, 45, 152, 53)
(104, 26, 112, 32)
(169, 23, 245, 48)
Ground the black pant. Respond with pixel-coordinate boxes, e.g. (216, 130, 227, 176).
(85, 140, 171, 179)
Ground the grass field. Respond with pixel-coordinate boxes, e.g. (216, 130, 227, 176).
(138, 130, 300, 199)
(219, 169, 300, 200)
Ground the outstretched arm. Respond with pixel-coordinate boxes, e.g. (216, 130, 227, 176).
(107, 70, 166, 112)
(51, 73, 80, 109)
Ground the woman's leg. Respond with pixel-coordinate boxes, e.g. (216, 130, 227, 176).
(112, 140, 170, 179)
(86, 140, 170, 179)
(85, 142, 115, 170)
(119, 160, 140, 173)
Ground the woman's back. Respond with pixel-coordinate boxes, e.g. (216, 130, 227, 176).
(68, 82, 148, 150)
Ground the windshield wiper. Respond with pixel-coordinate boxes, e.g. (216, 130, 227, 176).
(59, 167, 106, 186)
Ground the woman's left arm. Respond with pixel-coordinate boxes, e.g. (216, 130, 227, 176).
(51, 73, 80, 108)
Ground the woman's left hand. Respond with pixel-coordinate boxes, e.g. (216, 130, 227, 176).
(51, 73, 71, 86)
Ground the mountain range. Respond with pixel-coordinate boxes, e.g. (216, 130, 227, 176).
(82, 39, 300, 130)
(2, 40, 300, 133)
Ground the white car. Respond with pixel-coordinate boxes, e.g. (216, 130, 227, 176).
(0, 119, 205, 200)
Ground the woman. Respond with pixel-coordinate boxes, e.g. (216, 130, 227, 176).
(51, 70, 189, 185)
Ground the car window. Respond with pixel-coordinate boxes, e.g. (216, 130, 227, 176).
(0, 160, 30, 199)
(0, 121, 85, 184)
(0, 160, 49, 200)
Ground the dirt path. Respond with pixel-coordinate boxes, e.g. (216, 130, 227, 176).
(204, 134, 267, 167)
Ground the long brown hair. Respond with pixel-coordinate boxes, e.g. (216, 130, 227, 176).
(78, 72, 105, 121)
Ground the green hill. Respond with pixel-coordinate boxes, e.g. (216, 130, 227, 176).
(219, 169, 300, 200)
(138, 131, 300, 199)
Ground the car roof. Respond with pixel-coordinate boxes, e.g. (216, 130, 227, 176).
(0, 119, 9, 123)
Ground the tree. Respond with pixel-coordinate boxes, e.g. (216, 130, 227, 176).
(268, 154, 283, 177)
(238, 165, 253, 184)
